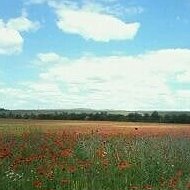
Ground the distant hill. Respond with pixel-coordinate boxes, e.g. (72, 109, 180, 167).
(0, 108, 7, 111)
(1, 108, 190, 116)
(1, 108, 190, 124)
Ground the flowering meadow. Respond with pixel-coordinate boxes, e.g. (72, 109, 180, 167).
(1, 122, 190, 190)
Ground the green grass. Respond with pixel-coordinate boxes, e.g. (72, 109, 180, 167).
(1, 129, 190, 190)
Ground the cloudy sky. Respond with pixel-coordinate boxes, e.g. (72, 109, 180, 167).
(0, 0, 190, 110)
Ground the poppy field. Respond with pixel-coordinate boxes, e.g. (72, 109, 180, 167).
(1, 119, 190, 190)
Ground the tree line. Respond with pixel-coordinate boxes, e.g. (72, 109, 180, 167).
(0, 110, 190, 124)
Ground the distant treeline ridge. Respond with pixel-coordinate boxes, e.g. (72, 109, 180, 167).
(0, 109, 190, 124)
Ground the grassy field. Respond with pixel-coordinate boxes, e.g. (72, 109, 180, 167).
(1, 119, 190, 190)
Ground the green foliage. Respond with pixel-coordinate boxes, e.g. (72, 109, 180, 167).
(1, 130, 190, 190)
(1, 109, 190, 124)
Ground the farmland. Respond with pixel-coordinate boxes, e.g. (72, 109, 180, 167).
(1, 119, 190, 190)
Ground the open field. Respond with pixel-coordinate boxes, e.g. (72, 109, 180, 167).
(1, 119, 190, 190)
(1, 119, 190, 137)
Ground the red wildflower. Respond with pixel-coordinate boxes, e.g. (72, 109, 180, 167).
(118, 160, 130, 170)
(168, 177, 178, 188)
(33, 180, 43, 188)
(0, 148, 11, 159)
(129, 186, 139, 190)
(67, 165, 77, 173)
(60, 149, 73, 158)
(61, 179, 70, 185)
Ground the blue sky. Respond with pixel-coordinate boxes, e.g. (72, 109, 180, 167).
(0, 0, 190, 110)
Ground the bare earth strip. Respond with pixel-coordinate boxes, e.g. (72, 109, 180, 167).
(0, 119, 190, 137)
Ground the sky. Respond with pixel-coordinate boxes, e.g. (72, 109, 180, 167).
(0, 0, 190, 110)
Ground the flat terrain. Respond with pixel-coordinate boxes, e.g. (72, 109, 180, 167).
(0, 119, 190, 137)
(1, 119, 190, 189)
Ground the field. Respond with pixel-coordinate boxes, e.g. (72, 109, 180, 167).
(1, 119, 190, 190)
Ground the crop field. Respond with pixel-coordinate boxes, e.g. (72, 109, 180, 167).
(1, 119, 190, 190)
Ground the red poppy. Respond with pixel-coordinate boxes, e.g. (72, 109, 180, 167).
(118, 160, 130, 170)
(33, 180, 43, 188)
(60, 149, 73, 158)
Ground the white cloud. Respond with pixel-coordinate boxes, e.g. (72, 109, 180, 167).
(37, 52, 63, 63)
(26, 0, 141, 42)
(23, 48, 189, 110)
(0, 15, 40, 55)
(176, 71, 190, 83)
(55, 6, 140, 42)
(0, 21, 23, 54)
(2, 49, 190, 110)
(7, 16, 40, 32)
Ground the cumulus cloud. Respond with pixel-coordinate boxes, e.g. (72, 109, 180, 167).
(12, 48, 187, 110)
(28, 0, 140, 42)
(0, 21, 23, 55)
(55, 6, 140, 42)
(1, 48, 190, 109)
(37, 52, 64, 63)
(27, 0, 141, 42)
(39, 49, 190, 81)
(0, 15, 40, 55)
(7, 16, 40, 32)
